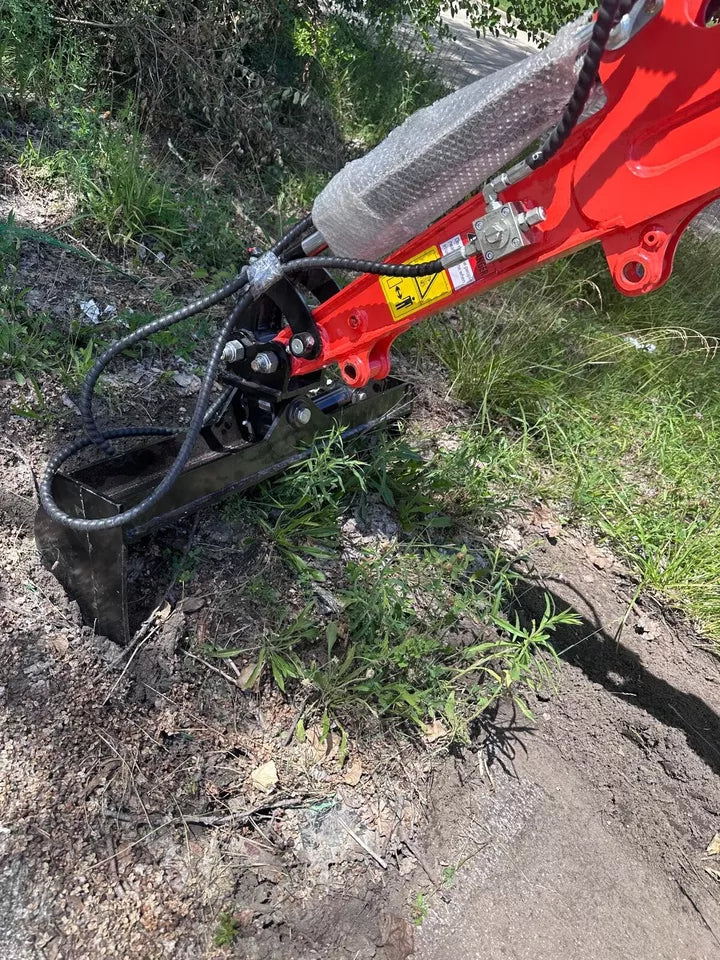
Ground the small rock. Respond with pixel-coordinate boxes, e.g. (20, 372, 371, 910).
(586, 546, 611, 570)
(180, 596, 205, 614)
(251, 760, 278, 794)
(172, 371, 201, 395)
(23, 662, 45, 677)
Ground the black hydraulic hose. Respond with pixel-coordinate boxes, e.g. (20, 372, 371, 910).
(79, 213, 313, 454)
(527, 0, 627, 170)
(283, 255, 445, 279)
(273, 213, 314, 257)
(39, 216, 317, 532)
(79, 271, 249, 453)
(39, 287, 253, 531)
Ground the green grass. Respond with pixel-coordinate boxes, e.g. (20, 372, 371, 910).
(212, 427, 579, 741)
(411, 233, 720, 642)
(293, 15, 446, 147)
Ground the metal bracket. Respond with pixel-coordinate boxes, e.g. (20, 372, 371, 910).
(606, 0, 664, 51)
(35, 378, 413, 644)
(473, 203, 547, 263)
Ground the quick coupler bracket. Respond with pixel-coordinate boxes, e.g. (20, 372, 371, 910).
(35, 377, 413, 645)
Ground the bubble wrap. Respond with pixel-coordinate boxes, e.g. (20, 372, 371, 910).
(312, 15, 589, 260)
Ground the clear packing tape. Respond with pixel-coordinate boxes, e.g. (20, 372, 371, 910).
(311, 15, 590, 260)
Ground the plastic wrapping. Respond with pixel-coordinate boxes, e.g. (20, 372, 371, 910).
(247, 251, 283, 298)
(312, 14, 589, 260)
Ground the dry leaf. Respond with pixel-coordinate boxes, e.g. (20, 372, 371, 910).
(706, 833, 720, 857)
(422, 719, 448, 743)
(156, 601, 172, 622)
(343, 758, 364, 786)
(251, 760, 278, 794)
(238, 662, 259, 691)
(306, 724, 339, 762)
(704, 866, 720, 883)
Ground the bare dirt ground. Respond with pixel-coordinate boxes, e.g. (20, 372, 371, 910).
(2, 345, 720, 958)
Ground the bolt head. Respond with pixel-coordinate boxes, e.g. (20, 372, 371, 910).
(485, 251, 494, 261)
(511, 237, 522, 248)
(289, 401, 312, 426)
(289, 332, 316, 358)
(251, 351, 278, 374)
(501, 206, 510, 217)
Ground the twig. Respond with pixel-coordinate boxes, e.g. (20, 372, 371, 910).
(102, 622, 162, 705)
(402, 836, 441, 887)
(105, 793, 329, 830)
(340, 819, 387, 869)
(184, 649, 250, 692)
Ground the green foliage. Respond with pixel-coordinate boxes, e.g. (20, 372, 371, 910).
(0, 267, 106, 407)
(411, 891, 429, 925)
(213, 910, 240, 947)
(77, 130, 186, 248)
(210, 427, 577, 739)
(294, 15, 446, 146)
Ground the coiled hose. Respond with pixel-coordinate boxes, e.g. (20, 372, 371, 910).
(528, 0, 631, 169)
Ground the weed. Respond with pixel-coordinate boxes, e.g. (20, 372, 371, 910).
(213, 909, 240, 947)
(207, 604, 316, 693)
(411, 891, 429, 926)
(78, 130, 186, 248)
(165, 547, 200, 586)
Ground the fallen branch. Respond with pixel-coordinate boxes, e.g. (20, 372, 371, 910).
(340, 819, 387, 869)
(105, 792, 330, 830)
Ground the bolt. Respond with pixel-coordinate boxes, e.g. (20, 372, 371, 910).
(348, 311, 367, 331)
(485, 251, 494, 261)
(251, 351, 279, 375)
(501, 206, 510, 217)
(511, 237, 522, 248)
(351, 389, 368, 404)
(288, 400, 312, 427)
(289, 332, 316, 358)
(519, 206, 547, 230)
(222, 339, 245, 363)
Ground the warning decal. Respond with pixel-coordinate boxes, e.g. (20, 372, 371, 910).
(380, 245, 452, 322)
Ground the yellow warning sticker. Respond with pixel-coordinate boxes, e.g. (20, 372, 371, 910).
(380, 245, 452, 322)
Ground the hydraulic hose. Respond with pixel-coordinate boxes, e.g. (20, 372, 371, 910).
(39, 287, 254, 531)
(39, 215, 316, 532)
(79, 271, 249, 453)
(79, 213, 314, 453)
(283, 254, 444, 279)
(527, 0, 629, 169)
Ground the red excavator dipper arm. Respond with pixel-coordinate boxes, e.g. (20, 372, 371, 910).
(283, 0, 720, 389)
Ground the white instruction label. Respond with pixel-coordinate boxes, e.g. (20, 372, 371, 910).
(440, 234, 475, 291)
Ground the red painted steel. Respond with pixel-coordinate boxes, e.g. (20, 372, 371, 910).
(280, 0, 720, 387)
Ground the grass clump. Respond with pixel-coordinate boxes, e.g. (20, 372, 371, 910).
(414, 233, 720, 641)
(213, 427, 578, 741)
